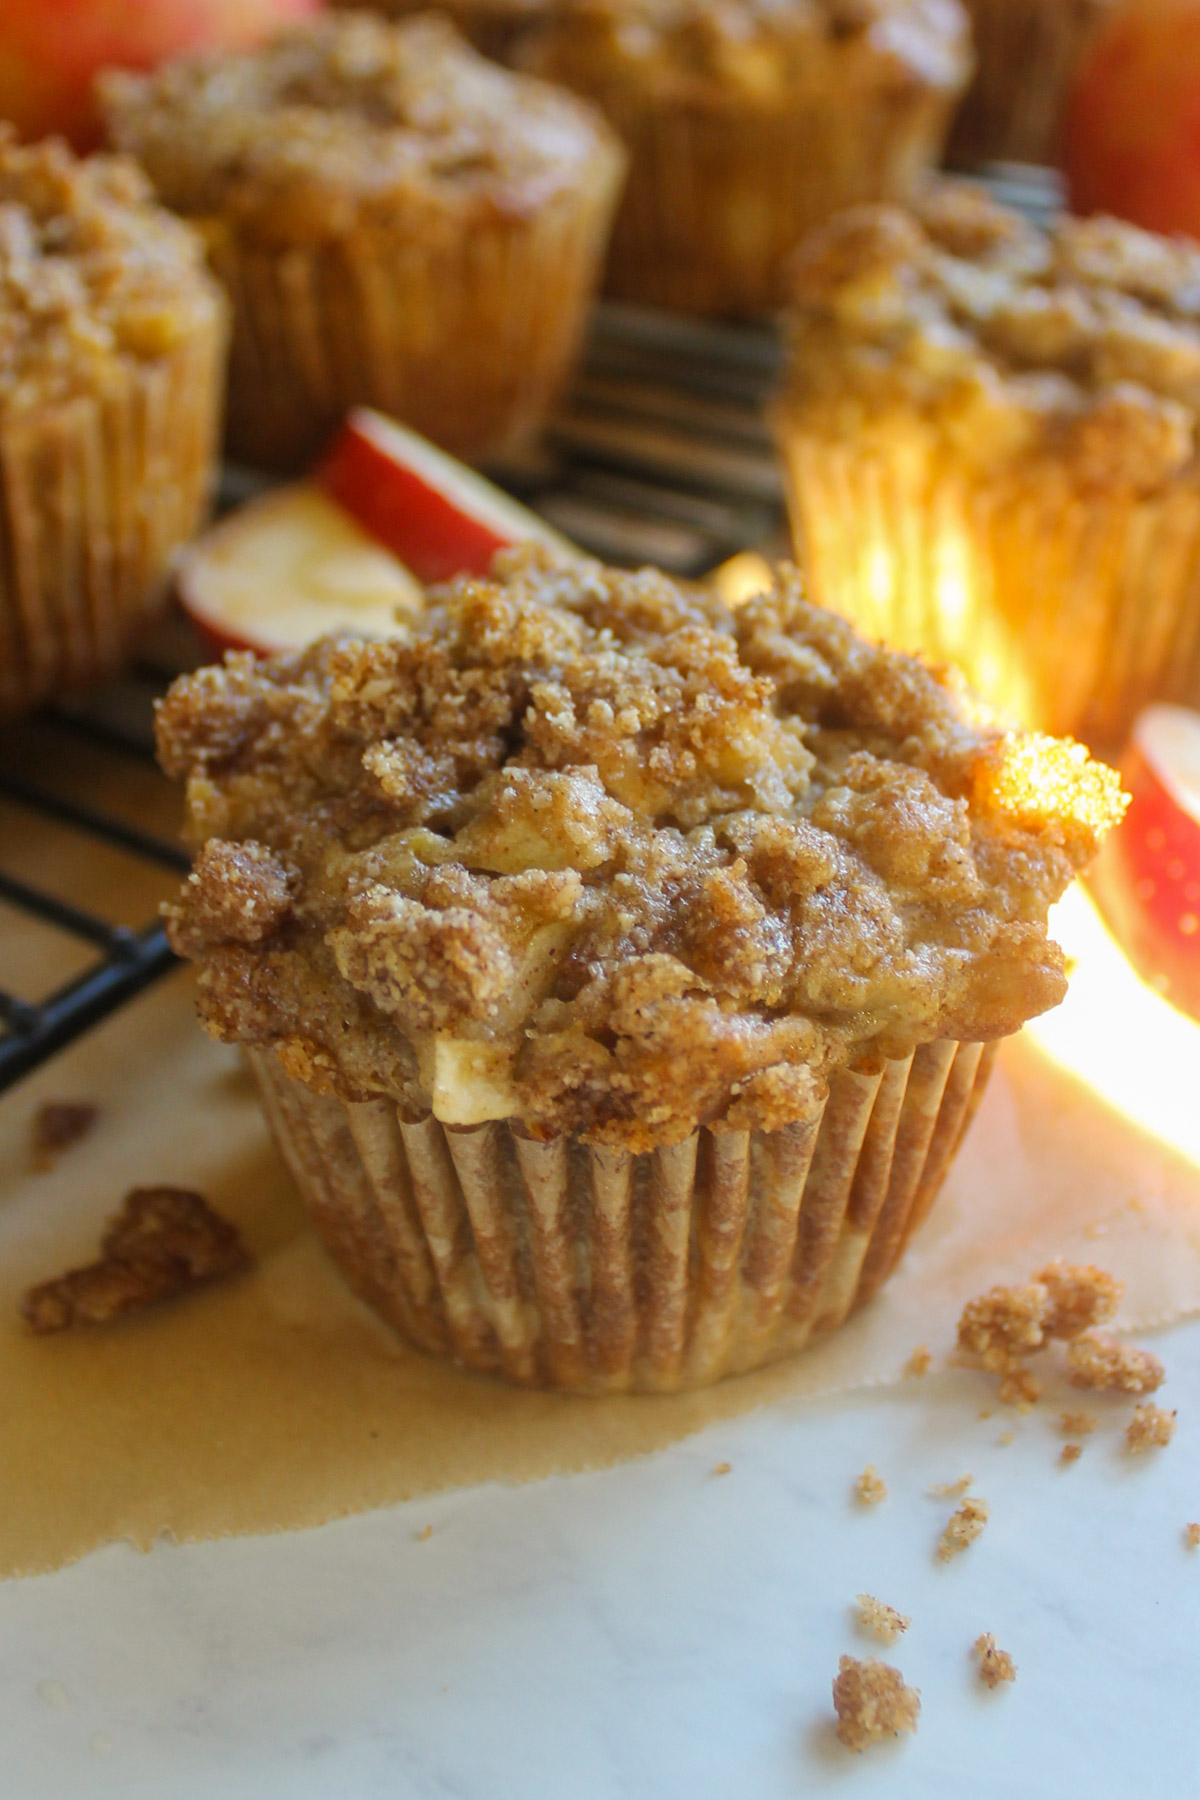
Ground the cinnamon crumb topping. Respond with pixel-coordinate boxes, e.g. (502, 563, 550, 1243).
(937, 1495, 989, 1561)
(973, 1633, 1016, 1688)
(855, 1465, 888, 1506)
(832, 1656, 920, 1752)
(1067, 1333, 1165, 1395)
(856, 1594, 910, 1645)
(1125, 1404, 1176, 1454)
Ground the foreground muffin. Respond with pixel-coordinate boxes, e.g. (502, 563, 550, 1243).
(157, 549, 1121, 1391)
(517, 0, 971, 317)
(778, 182, 1200, 750)
(330, 0, 549, 61)
(0, 132, 226, 716)
(101, 13, 625, 470)
(948, 0, 1111, 167)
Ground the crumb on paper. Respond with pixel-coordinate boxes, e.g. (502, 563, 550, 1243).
(1060, 1443, 1083, 1464)
(1060, 1410, 1098, 1436)
(957, 1282, 1051, 1372)
(854, 1466, 887, 1507)
(973, 1634, 1016, 1689)
(832, 1656, 920, 1752)
(31, 1101, 98, 1167)
(1184, 1524, 1200, 1550)
(1033, 1262, 1121, 1340)
(20, 1187, 249, 1333)
(998, 1432, 1015, 1446)
(1067, 1333, 1165, 1395)
(928, 1473, 974, 1499)
(937, 1496, 990, 1562)
(856, 1594, 910, 1646)
(999, 1368, 1042, 1408)
(416, 1524, 433, 1541)
(957, 1267, 1123, 1397)
(904, 1345, 932, 1378)
(1125, 1404, 1176, 1454)
(712, 1461, 732, 1477)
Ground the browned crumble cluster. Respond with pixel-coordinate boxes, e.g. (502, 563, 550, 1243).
(856, 1594, 910, 1646)
(1185, 1523, 1200, 1550)
(1059, 1410, 1098, 1436)
(998, 1367, 1042, 1408)
(31, 1100, 98, 1167)
(1125, 1404, 1176, 1454)
(832, 1656, 920, 1751)
(973, 1633, 1017, 1688)
(905, 1344, 932, 1377)
(855, 1465, 888, 1507)
(937, 1495, 989, 1561)
(955, 1263, 1150, 1407)
(156, 548, 1123, 1152)
(21, 1187, 249, 1332)
(1067, 1332, 1165, 1396)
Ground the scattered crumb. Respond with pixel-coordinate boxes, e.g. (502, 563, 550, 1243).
(416, 1524, 433, 1541)
(973, 1633, 1017, 1689)
(1060, 1443, 1083, 1465)
(20, 1187, 249, 1332)
(855, 1594, 910, 1646)
(711, 1461, 732, 1477)
(31, 1101, 97, 1168)
(904, 1345, 932, 1378)
(832, 1656, 920, 1752)
(1059, 1410, 1098, 1437)
(1033, 1262, 1121, 1339)
(937, 1496, 990, 1562)
(854, 1465, 887, 1507)
(1125, 1404, 1176, 1454)
(928, 1473, 974, 1499)
(977, 1408, 994, 1421)
(1185, 1523, 1200, 1550)
(1067, 1333, 1164, 1395)
(999, 1367, 1042, 1407)
(957, 1282, 1051, 1373)
(998, 1432, 1015, 1447)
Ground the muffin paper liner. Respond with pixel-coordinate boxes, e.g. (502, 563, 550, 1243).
(208, 158, 623, 472)
(0, 323, 225, 716)
(598, 82, 962, 318)
(947, 0, 1109, 167)
(248, 1038, 995, 1392)
(781, 431, 1200, 751)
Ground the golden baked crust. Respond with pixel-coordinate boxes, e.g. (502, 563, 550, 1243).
(0, 129, 222, 408)
(100, 12, 623, 247)
(783, 179, 1200, 494)
(157, 547, 1122, 1151)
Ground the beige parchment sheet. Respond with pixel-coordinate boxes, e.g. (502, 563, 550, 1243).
(2, 878, 1200, 1580)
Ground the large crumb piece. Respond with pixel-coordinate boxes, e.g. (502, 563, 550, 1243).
(1125, 1404, 1176, 1454)
(31, 1101, 98, 1167)
(1059, 1410, 1098, 1436)
(957, 1282, 1051, 1372)
(1185, 1523, 1200, 1550)
(21, 1187, 249, 1332)
(937, 1496, 990, 1562)
(928, 1473, 974, 1499)
(1067, 1332, 1165, 1395)
(973, 1633, 1017, 1688)
(832, 1656, 920, 1752)
(856, 1594, 910, 1646)
(904, 1345, 932, 1377)
(1032, 1262, 1122, 1340)
(854, 1465, 888, 1506)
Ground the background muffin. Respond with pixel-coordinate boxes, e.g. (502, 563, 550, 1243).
(948, 0, 1112, 168)
(0, 131, 226, 717)
(329, 0, 552, 61)
(777, 181, 1200, 751)
(101, 12, 626, 471)
(157, 548, 1121, 1392)
(516, 0, 972, 317)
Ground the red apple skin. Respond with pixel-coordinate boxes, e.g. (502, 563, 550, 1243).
(1063, 0, 1200, 236)
(0, 0, 321, 151)
(317, 426, 515, 584)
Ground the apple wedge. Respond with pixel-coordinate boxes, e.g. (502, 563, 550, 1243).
(176, 483, 424, 657)
(1091, 703, 1200, 1019)
(316, 408, 574, 583)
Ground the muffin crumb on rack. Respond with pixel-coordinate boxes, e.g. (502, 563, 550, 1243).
(937, 1496, 989, 1561)
(855, 1595, 910, 1645)
(1125, 1405, 1176, 1454)
(832, 1656, 920, 1751)
(973, 1633, 1016, 1688)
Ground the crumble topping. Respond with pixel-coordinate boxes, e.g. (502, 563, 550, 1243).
(21, 1187, 249, 1332)
(973, 1633, 1016, 1688)
(855, 1465, 888, 1506)
(832, 1655, 920, 1751)
(1067, 1332, 1165, 1396)
(157, 548, 1121, 1150)
(856, 1594, 910, 1644)
(783, 179, 1200, 493)
(100, 13, 623, 244)
(1125, 1404, 1176, 1454)
(937, 1494, 988, 1560)
(0, 129, 222, 408)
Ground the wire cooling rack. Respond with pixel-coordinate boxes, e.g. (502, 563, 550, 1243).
(0, 164, 1063, 1094)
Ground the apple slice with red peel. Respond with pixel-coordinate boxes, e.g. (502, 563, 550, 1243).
(316, 407, 574, 583)
(176, 482, 423, 658)
(1091, 703, 1200, 1020)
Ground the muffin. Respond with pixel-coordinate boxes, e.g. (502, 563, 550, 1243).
(156, 547, 1122, 1392)
(100, 12, 626, 471)
(777, 181, 1200, 752)
(329, 0, 551, 62)
(947, 0, 1111, 168)
(516, 0, 972, 318)
(0, 132, 226, 716)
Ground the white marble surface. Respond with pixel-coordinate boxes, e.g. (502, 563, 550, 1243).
(2, 1316, 1198, 1800)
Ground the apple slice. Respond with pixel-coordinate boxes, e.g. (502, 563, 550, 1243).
(316, 408, 574, 583)
(176, 483, 424, 657)
(1090, 702, 1200, 1020)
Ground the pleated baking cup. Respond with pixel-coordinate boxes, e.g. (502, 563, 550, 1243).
(0, 317, 226, 717)
(598, 80, 963, 318)
(780, 425, 1200, 753)
(248, 1038, 995, 1393)
(207, 157, 624, 472)
(947, 0, 1109, 167)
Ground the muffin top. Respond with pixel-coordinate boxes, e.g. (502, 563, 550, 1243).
(100, 12, 625, 246)
(783, 180, 1200, 492)
(518, 0, 970, 104)
(157, 548, 1121, 1151)
(0, 130, 223, 410)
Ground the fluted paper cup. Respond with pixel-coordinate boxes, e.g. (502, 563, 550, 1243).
(947, 0, 1110, 167)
